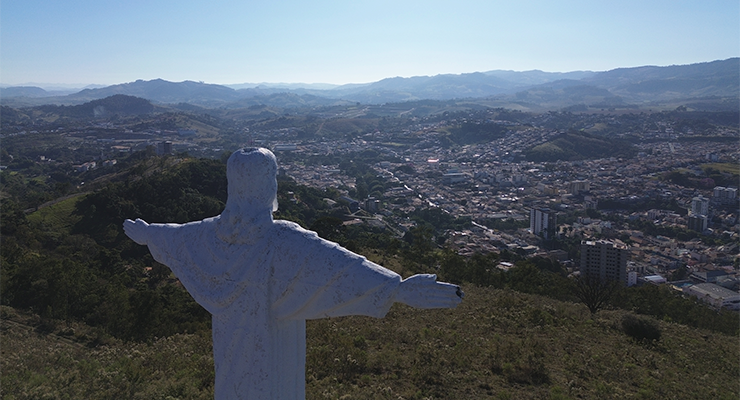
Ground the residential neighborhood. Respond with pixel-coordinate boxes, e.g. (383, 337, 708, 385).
(3, 105, 738, 313)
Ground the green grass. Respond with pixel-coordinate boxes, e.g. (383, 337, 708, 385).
(702, 162, 740, 176)
(3, 286, 738, 400)
(26, 194, 86, 231)
(526, 132, 636, 162)
(584, 123, 609, 133)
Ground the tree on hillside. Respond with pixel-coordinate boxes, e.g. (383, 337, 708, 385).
(574, 276, 619, 314)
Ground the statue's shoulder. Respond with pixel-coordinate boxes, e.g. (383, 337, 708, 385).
(149, 216, 218, 237)
(270, 219, 356, 259)
(186, 216, 220, 230)
(272, 219, 317, 238)
(150, 216, 218, 228)
(271, 219, 338, 250)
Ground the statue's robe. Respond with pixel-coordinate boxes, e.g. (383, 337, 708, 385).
(144, 217, 401, 400)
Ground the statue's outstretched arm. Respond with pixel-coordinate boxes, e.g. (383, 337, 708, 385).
(123, 218, 150, 245)
(395, 274, 463, 309)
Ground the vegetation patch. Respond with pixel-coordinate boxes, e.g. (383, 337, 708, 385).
(621, 314, 662, 343)
(525, 131, 636, 162)
(3, 287, 738, 399)
(26, 194, 85, 229)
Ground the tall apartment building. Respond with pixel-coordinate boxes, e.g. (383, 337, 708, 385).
(568, 180, 590, 194)
(688, 214, 708, 232)
(690, 195, 709, 217)
(156, 141, 173, 156)
(580, 240, 628, 284)
(530, 207, 557, 239)
(713, 186, 738, 205)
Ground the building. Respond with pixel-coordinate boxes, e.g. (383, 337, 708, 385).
(273, 143, 298, 151)
(690, 270, 730, 283)
(627, 271, 638, 287)
(568, 180, 590, 194)
(530, 207, 557, 239)
(691, 195, 709, 216)
(580, 240, 629, 284)
(713, 186, 738, 205)
(364, 197, 381, 213)
(687, 214, 708, 232)
(443, 169, 468, 184)
(74, 161, 96, 173)
(111, 145, 131, 153)
(157, 141, 173, 155)
(684, 283, 740, 311)
(642, 275, 667, 285)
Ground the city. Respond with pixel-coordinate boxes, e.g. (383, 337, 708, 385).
(3, 103, 738, 312)
(2, 89, 739, 399)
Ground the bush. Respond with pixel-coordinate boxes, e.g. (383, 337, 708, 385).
(621, 314, 661, 342)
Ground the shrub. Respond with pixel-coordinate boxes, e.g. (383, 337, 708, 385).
(621, 314, 661, 342)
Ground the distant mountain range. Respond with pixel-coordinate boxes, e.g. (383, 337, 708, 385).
(1, 58, 737, 111)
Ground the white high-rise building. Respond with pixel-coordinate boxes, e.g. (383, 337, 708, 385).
(530, 207, 557, 239)
(713, 186, 738, 205)
(580, 240, 629, 284)
(691, 195, 709, 217)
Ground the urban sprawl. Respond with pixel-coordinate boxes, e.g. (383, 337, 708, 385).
(7, 109, 739, 311)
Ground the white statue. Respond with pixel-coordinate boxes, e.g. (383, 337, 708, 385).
(123, 148, 462, 400)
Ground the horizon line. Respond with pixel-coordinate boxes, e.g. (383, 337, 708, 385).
(2, 57, 737, 89)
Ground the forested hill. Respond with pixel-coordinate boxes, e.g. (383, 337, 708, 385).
(37, 94, 156, 118)
(1, 155, 356, 341)
(525, 131, 636, 162)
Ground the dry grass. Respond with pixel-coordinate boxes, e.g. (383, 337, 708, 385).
(2, 286, 738, 400)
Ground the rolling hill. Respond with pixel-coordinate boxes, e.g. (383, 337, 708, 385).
(525, 131, 637, 162)
(37, 94, 156, 118)
(1, 58, 737, 111)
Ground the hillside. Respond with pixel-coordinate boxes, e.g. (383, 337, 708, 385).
(511, 58, 740, 110)
(67, 79, 241, 105)
(2, 285, 738, 399)
(0, 86, 50, 98)
(583, 58, 739, 101)
(2, 155, 738, 399)
(2, 59, 736, 110)
(37, 94, 156, 118)
(525, 131, 637, 162)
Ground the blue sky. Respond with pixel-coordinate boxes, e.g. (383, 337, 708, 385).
(1, 0, 738, 86)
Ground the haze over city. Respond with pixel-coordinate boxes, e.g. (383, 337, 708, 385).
(2, 0, 738, 87)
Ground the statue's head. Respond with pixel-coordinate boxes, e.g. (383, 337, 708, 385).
(225, 148, 278, 214)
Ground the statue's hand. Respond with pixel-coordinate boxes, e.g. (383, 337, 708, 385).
(396, 274, 463, 309)
(123, 218, 150, 245)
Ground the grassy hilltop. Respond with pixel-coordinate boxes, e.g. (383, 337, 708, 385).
(2, 284, 738, 400)
(525, 131, 636, 162)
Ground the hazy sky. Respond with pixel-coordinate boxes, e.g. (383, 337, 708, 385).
(1, 0, 738, 86)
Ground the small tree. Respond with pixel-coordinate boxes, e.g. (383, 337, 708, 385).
(622, 314, 661, 342)
(574, 276, 619, 314)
